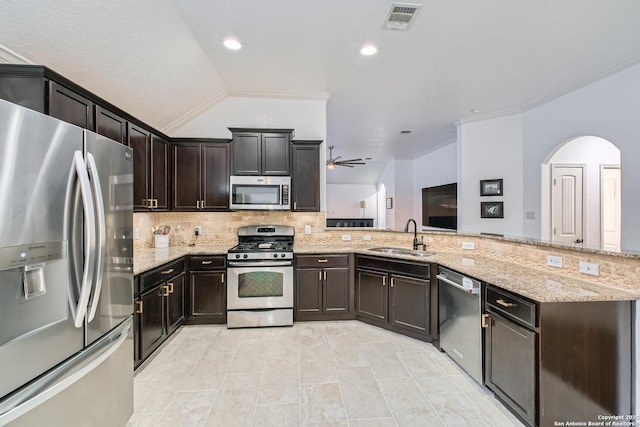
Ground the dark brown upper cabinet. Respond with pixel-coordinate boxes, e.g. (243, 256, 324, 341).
(172, 139, 231, 211)
(128, 123, 169, 211)
(95, 105, 127, 144)
(48, 81, 94, 130)
(291, 140, 321, 212)
(229, 128, 293, 176)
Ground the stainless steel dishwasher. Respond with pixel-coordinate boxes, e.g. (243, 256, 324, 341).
(437, 266, 483, 384)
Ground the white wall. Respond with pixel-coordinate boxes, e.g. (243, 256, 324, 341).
(378, 160, 396, 230)
(172, 95, 328, 210)
(522, 62, 640, 251)
(412, 143, 457, 228)
(393, 160, 415, 231)
(326, 184, 378, 224)
(457, 113, 524, 236)
(540, 136, 620, 248)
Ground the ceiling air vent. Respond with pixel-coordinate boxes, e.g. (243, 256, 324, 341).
(383, 3, 423, 31)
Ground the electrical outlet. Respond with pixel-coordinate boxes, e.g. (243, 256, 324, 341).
(194, 226, 202, 236)
(579, 261, 599, 276)
(362, 235, 372, 241)
(304, 225, 311, 235)
(462, 258, 475, 266)
(462, 241, 475, 250)
(342, 234, 352, 241)
(546, 255, 563, 268)
(135, 228, 141, 240)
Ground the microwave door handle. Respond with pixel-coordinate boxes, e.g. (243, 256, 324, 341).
(69, 151, 97, 328)
(86, 153, 106, 322)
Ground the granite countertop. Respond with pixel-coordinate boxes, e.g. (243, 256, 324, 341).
(134, 244, 640, 303)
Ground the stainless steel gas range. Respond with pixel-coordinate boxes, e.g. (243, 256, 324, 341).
(226, 225, 294, 328)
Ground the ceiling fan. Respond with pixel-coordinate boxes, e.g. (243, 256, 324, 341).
(326, 145, 367, 169)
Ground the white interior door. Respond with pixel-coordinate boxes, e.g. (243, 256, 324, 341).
(601, 166, 621, 252)
(552, 165, 584, 246)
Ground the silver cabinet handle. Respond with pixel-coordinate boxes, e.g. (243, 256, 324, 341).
(86, 153, 106, 323)
(202, 260, 213, 265)
(161, 268, 174, 275)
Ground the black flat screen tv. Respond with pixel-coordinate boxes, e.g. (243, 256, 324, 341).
(422, 183, 457, 230)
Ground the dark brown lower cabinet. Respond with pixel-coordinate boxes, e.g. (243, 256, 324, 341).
(355, 255, 431, 341)
(295, 254, 354, 321)
(135, 259, 185, 368)
(186, 256, 227, 324)
(485, 312, 537, 426)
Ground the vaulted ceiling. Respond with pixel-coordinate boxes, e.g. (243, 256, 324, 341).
(2, 0, 640, 183)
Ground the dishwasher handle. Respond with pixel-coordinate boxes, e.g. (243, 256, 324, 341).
(437, 274, 480, 295)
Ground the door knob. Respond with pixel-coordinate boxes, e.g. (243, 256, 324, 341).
(575, 239, 583, 244)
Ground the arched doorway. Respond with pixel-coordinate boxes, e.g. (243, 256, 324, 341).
(541, 136, 621, 251)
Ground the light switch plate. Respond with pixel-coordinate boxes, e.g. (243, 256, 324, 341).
(342, 234, 352, 241)
(304, 225, 311, 235)
(579, 261, 599, 276)
(546, 255, 563, 268)
(135, 228, 141, 240)
(362, 235, 371, 241)
(462, 241, 475, 250)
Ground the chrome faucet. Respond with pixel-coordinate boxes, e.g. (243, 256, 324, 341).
(404, 218, 425, 250)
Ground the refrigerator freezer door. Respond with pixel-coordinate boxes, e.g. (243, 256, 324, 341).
(84, 132, 134, 345)
(0, 99, 84, 401)
(0, 317, 133, 427)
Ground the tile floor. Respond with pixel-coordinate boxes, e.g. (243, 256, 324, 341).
(127, 321, 524, 426)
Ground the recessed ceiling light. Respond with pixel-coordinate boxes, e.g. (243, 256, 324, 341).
(470, 108, 481, 113)
(400, 129, 413, 134)
(224, 37, 242, 50)
(360, 44, 378, 56)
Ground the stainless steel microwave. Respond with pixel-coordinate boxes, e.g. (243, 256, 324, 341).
(229, 175, 291, 210)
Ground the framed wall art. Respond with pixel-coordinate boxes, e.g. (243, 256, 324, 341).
(481, 201, 504, 218)
(480, 179, 503, 196)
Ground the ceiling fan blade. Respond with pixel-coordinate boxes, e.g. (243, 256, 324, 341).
(337, 161, 366, 165)
(337, 158, 362, 163)
(333, 156, 342, 161)
(338, 164, 355, 168)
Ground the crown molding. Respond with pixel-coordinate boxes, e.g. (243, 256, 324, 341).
(227, 89, 331, 101)
(455, 107, 522, 126)
(160, 90, 228, 135)
(0, 44, 32, 64)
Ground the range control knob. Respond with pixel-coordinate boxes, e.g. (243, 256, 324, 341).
(273, 253, 278, 258)
(243, 254, 248, 259)
(235, 254, 240, 259)
(281, 253, 286, 258)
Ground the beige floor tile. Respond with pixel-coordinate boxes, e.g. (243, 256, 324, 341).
(253, 403, 300, 427)
(180, 358, 231, 391)
(362, 342, 410, 379)
(204, 388, 257, 427)
(156, 390, 217, 427)
(299, 324, 329, 347)
(349, 418, 398, 427)
(427, 391, 489, 426)
(301, 383, 348, 426)
(125, 413, 162, 427)
(257, 358, 300, 405)
(397, 351, 462, 394)
(300, 344, 337, 384)
(337, 366, 391, 419)
(378, 377, 445, 427)
(467, 393, 526, 427)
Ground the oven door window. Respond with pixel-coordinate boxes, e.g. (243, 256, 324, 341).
(232, 185, 281, 205)
(238, 271, 283, 297)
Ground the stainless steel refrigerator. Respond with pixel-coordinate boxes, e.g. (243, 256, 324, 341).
(0, 98, 134, 426)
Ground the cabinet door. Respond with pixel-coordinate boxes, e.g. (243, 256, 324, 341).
(127, 123, 151, 210)
(139, 286, 166, 362)
(172, 143, 202, 210)
(291, 143, 320, 211)
(296, 268, 322, 315)
(356, 270, 388, 323)
(95, 105, 126, 144)
(166, 273, 185, 334)
(150, 135, 169, 210)
(389, 275, 430, 336)
(261, 133, 290, 175)
(48, 81, 94, 130)
(323, 267, 350, 313)
(232, 132, 261, 175)
(202, 143, 230, 210)
(189, 271, 226, 323)
(486, 313, 537, 426)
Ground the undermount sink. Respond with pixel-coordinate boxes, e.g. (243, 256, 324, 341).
(368, 247, 434, 257)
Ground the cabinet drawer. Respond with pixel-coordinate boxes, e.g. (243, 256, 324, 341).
(355, 255, 430, 278)
(140, 258, 185, 294)
(296, 254, 349, 268)
(189, 255, 226, 270)
(486, 286, 537, 329)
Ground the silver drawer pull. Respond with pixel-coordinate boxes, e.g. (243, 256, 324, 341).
(317, 259, 328, 263)
(496, 299, 517, 308)
(161, 268, 174, 275)
(202, 261, 213, 265)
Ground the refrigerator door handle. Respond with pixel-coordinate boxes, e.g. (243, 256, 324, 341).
(69, 151, 97, 328)
(86, 153, 106, 323)
(0, 319, 132, 426)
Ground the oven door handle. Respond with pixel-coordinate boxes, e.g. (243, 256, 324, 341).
(228, 260, 293, 267)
